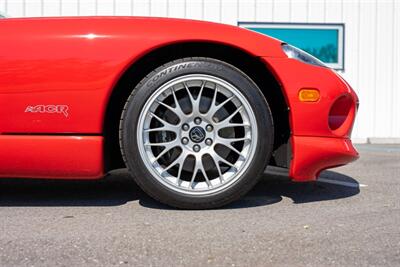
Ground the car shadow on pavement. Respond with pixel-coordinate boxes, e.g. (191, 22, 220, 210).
(225, 170, 361, 209)
(0, 168, 360, 209)
(0, 170, 141, 207)
(140, 169, 361, 209)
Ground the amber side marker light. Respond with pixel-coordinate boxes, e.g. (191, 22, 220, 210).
(299, 89, 320, 102)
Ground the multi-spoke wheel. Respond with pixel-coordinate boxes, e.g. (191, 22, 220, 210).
(120, 58, 273, 209)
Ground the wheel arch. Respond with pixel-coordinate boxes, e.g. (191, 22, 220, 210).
(103, 41, 291, 172)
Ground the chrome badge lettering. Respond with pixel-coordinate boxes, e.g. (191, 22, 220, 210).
(25, 105, 69, 117)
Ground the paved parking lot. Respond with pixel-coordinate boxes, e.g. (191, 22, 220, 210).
(0, 144, 399, 266)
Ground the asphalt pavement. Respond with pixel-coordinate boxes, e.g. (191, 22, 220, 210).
(0, 144, 399, 266)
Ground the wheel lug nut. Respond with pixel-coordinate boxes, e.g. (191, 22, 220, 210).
(194, 117, 202, 125)
(205, 138, 213, 146)
(193, 145, 201, 152)
(182, 124, 190, 131)
(206, 124, 213, 132)
(182, 137, 189, 145)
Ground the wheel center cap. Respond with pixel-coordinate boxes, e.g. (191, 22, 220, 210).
(189, 126, 206, 143)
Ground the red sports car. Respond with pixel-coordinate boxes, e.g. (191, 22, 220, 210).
(0, 17, 359, 209)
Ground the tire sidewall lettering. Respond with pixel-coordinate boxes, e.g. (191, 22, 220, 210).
(146, 61, 223, 88)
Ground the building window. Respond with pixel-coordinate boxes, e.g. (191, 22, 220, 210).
(239, 22, 345, 70)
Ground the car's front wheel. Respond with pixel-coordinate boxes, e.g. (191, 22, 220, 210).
(120, 57, 274, 209)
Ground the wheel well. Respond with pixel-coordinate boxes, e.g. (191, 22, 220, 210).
(104, 42, 291, 172)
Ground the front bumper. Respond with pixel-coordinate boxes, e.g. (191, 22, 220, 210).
(261, 57, 359, 181)
(290, 136, 359, 181)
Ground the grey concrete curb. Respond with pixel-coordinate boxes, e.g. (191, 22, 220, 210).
(352, 138, 400, 144)
(368, 138, 400, 144)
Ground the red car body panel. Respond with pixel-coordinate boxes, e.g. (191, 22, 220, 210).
(0, 135, 104, 179)
(0, 17, 284, 134)
(0, 17, 358, 181)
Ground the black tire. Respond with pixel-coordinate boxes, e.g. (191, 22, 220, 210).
(120, 57, 274, 209)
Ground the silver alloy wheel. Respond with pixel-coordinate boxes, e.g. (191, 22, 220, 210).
(137, 74, 258, 195)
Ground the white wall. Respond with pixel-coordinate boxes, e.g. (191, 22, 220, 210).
(1, 0, 399, 143)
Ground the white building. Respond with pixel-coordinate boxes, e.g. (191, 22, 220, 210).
(1, 0, 399, 143)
